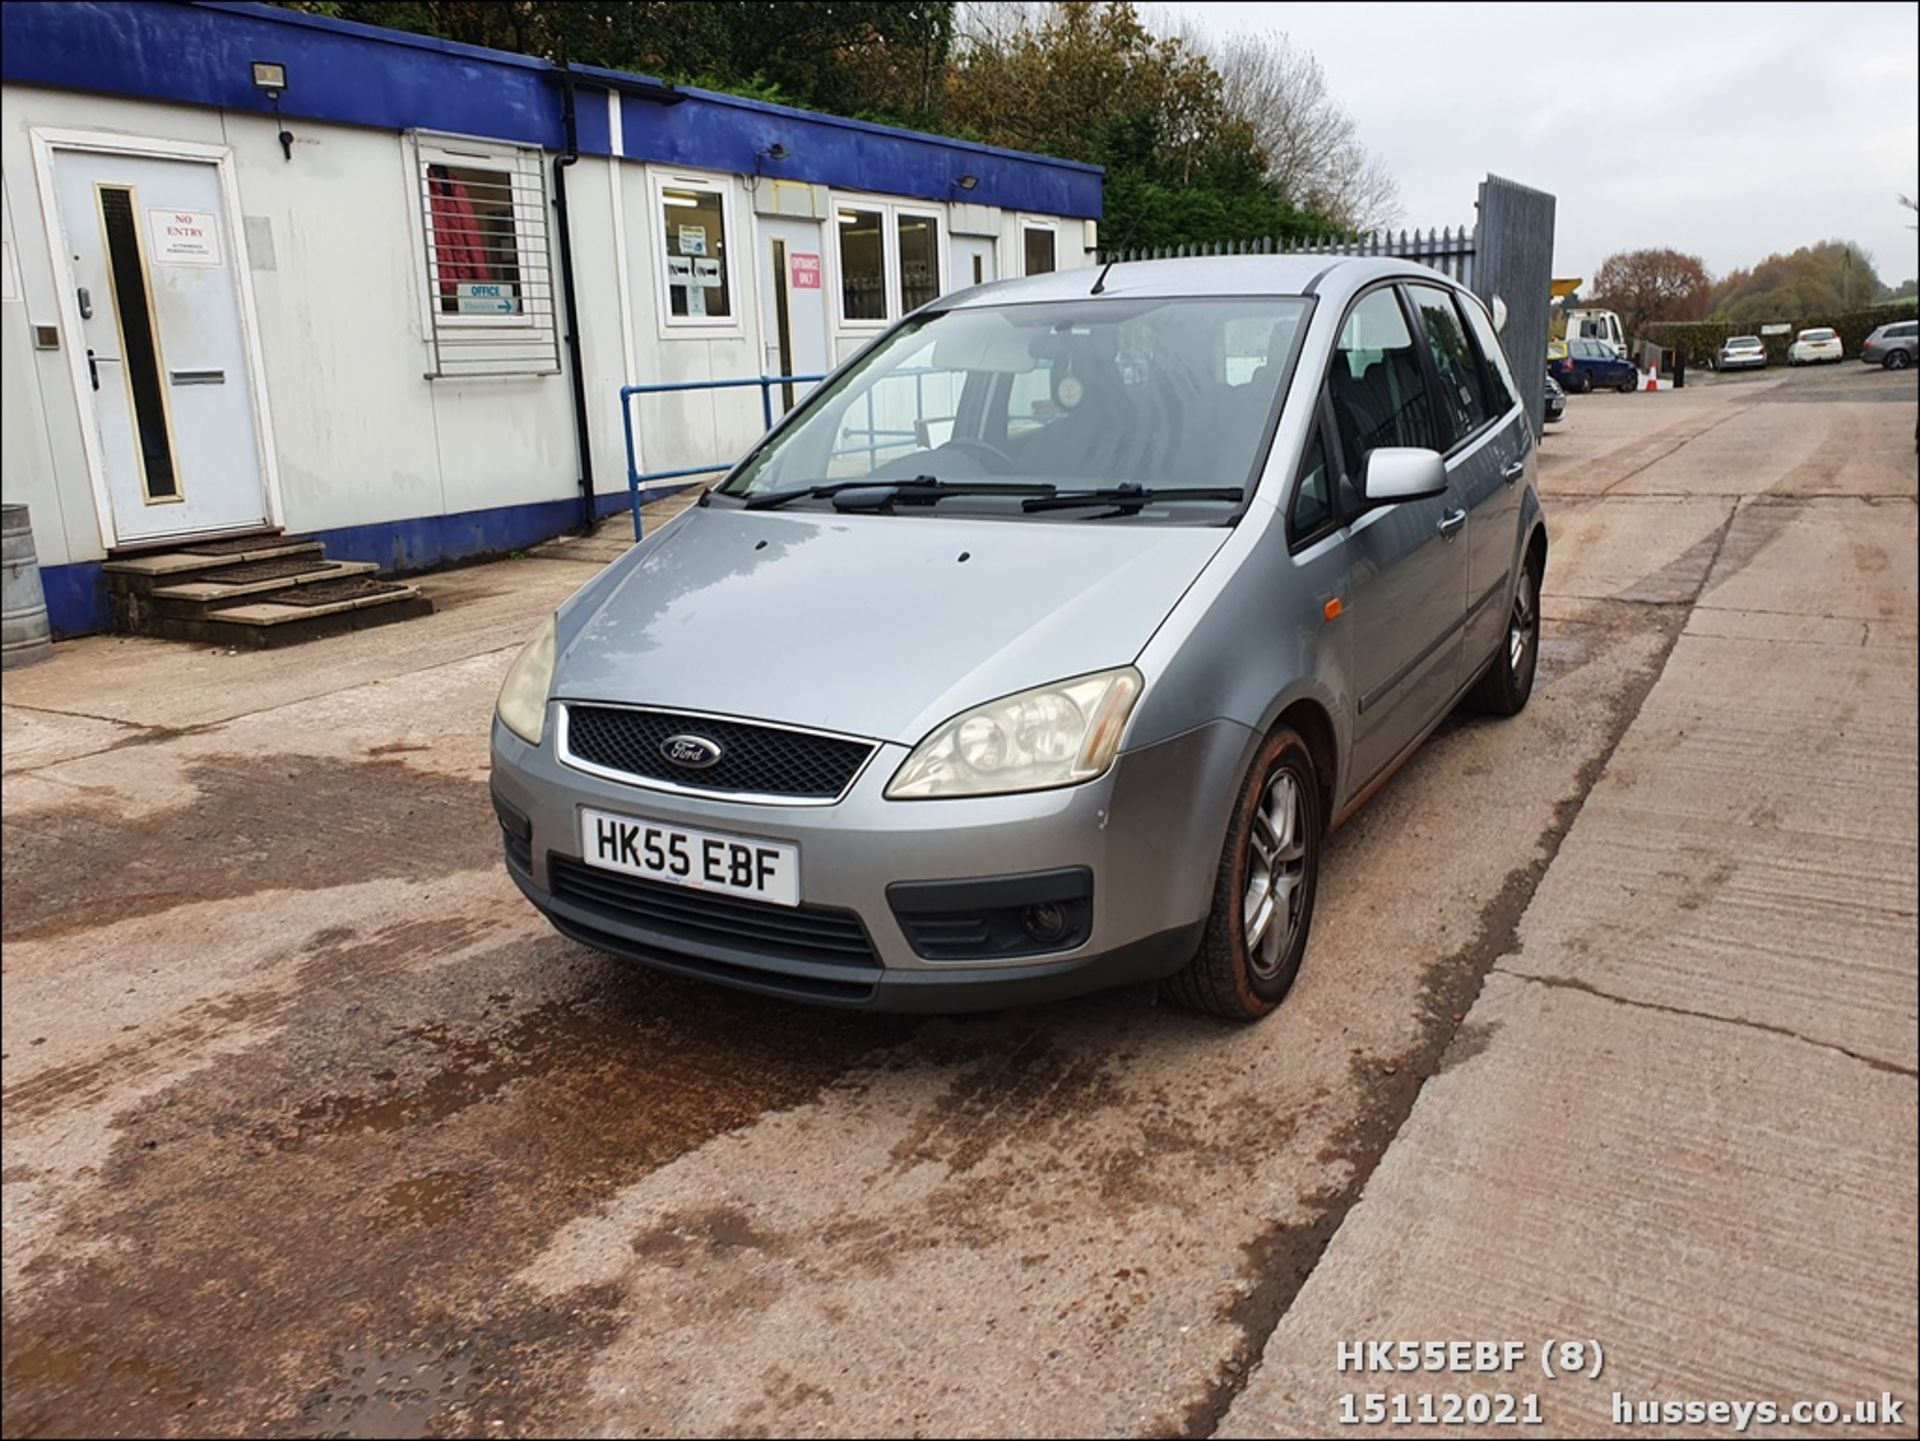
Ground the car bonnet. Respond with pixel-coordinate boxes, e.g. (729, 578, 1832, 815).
(551, 504, 1231, 746)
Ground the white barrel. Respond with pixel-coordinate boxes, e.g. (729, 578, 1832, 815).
(2, 504, 53, 669)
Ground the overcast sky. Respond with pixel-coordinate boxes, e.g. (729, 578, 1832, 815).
(1154, 1, 1920, 289)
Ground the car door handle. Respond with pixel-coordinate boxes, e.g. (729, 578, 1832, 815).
(1501, 460, 1525, 484)
(1438, 509, 1467, 540)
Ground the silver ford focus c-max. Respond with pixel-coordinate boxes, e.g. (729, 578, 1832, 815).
(490, 256, 1547, 1019)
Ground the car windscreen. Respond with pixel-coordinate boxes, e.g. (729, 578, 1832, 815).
(716, 296, 1311, 515)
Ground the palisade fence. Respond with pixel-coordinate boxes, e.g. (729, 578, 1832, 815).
(1098, 175, 1558, 435)
(1098, 225, 1477, 290)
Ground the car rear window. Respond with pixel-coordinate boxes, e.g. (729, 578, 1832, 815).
(1802, 329, 1837, 341)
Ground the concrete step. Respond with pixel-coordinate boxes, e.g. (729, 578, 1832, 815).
(105, 531, 436, 647)
(104, 539, 324, 585)
(148, 559, 379, 618)
(139, 582, 433, 649)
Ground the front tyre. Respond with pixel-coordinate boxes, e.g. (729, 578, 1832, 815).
(1165, 726, 1321, 1020)
(1466, 556, 1541, 717)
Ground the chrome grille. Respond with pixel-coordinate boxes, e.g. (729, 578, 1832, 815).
(561, 706, 874, 801)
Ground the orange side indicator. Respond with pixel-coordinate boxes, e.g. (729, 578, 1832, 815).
(1323, 597, 1343, 622)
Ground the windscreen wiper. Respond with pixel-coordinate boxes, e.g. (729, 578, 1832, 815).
(744, 476, 1054, 511)
(1021, 484, 1244, 513)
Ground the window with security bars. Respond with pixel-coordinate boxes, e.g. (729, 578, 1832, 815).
(412, 134, 559, 377)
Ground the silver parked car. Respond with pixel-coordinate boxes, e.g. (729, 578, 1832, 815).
(491, 257, 1548, 1019)
(1717, 335, 1767, 371)
(1860, 320, 1916, 370)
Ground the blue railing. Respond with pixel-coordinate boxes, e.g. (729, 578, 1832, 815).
(617, 366, 958, 539)
(619, 374, 825, 539)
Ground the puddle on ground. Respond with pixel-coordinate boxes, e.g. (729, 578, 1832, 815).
(2, 753, 496, 942)
(1533, 631, 1593, 691)
(304, 1342, 474, 1440)
(6, 1339, 202, 1414)
(380, 1170, 483, 1228)
(283, 1001, 643, 1144)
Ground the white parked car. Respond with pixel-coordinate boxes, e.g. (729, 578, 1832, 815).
(1717, 335, 1767, 371)
(1788, 327, 1843, 365)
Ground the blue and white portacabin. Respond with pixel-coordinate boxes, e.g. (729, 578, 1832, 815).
(0, 1, 1102, 634)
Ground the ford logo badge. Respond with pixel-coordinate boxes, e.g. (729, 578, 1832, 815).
(661, 734, 723, 770)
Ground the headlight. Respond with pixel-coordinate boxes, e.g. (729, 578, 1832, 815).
(886, 667, 1143, 799)
(496, 614, 557, 745)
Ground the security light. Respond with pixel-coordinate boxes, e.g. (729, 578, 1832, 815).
(763, 143, 790, 162)
(251, 60, 294, 161)
(955, 174, 979, 192)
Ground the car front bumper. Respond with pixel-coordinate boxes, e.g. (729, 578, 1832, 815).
(489, 710, 1254, 1010)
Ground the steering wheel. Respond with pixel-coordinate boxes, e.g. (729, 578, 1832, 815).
(937, 437, 1016, 474)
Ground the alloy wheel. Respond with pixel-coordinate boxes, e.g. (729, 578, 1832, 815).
(1243, 769, 1309, 980)
(1509, 568, 1537, 674)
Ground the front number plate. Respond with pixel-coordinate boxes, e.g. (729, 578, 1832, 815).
(579, 807, 800, 907)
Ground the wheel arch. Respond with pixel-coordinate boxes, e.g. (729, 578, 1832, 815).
(1274, 696, 1338, 832)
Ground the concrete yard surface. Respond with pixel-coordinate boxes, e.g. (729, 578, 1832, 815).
(1224, 371, 1918, 1437)
(2, 364, 1915, 1437)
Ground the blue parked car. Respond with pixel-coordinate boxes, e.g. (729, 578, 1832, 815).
(1549, 338, 1639, 394)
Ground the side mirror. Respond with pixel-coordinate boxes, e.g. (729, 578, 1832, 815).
(1362, 447, 1448, 505)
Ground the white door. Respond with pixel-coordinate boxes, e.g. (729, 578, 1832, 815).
(757, 216, 830, 419)
(952, 235, 996, 291)
(51, 149, 267, 543)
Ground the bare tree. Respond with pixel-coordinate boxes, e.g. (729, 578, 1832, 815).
(1196, 28, 1401, 232)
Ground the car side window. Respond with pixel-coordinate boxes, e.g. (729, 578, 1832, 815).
(1458, 294, 1518, 416)
(1290, 421, 1334, 543)
(1328, 288, 1441, 469)
(1407, 283, 1489, 448)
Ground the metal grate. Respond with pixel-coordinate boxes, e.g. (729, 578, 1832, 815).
(204, 558, 340, 585)
(270, 578, 408, 608)
(413, 133, 559, 379)
(548, 856, 879, 968)
(562, 706, 874, 801)
(180, 535, 291, 556)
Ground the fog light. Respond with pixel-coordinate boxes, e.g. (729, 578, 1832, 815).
(1021, 902, 1068, 944)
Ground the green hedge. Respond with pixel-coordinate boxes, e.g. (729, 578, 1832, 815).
(1646, 300, 1919, 367)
